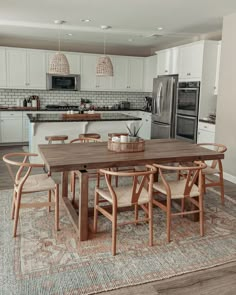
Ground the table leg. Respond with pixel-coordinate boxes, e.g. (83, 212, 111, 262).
(61, 171, 68, 198)
(78, 170, 89, 241)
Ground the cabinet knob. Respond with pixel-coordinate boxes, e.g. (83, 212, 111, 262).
(165, 70, 168, 73)
(187, 73, 191, 76)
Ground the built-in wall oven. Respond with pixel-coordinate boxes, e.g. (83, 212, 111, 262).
(175, 81, 200, 143)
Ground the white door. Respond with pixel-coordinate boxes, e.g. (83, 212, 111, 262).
(0, 48, 7, 87)
(0, 112, 23, 143)
(157, 50, 170, 75)
(7, 48, 27, 88)
(143, 55, 157, 92)
(128, 57, 144, 91)
(80, 54, 97, 90)
(113, 56, 129, 91)
(27, 50, 47, 89)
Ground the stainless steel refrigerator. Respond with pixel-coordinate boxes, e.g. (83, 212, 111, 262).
(151, 75, 178, 139)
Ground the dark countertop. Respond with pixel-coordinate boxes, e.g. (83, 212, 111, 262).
(27, 113, 142, 123)
(0, 106, 151, 113)
(199, 118, 215, 125)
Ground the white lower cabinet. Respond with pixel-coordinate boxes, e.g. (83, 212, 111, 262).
(0, 112, 23, 143)
(22, 112, 30, 142)
(138, 112, 152, 140)
(197, 122, 215, 143)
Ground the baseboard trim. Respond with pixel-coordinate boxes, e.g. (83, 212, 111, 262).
(224, 172, 236, 184)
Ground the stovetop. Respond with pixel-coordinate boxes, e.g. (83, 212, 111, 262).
(45, 104, 79, 110)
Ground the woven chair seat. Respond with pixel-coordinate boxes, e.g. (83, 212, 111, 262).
(96, 185, 149, 207)
(153, 180, 200, 199)
(16, 174, 56, 193)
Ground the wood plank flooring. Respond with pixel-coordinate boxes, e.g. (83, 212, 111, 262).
(1, 145, 236, 295)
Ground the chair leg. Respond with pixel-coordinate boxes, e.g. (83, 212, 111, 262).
(202, 175, 206, 193)
(13, 192, 21, 237)
(148, 201, 153, 247)
(134, 204, 138, 225)
(48, 190, 51, 212)
(11, 190, 17, 220)
(199, 194, 204, 237)
(71, 172, 76, 204)
(166, 198, 171, 243)
(220, 172, 225, 205)
(112, 205, 117, 256)
(93, 192, 99, 233)
(55, 184, 59, 231)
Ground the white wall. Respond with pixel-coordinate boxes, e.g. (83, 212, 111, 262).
(216, 12, 236, 182)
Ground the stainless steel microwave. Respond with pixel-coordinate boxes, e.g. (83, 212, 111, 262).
(46, 73, 80, 91)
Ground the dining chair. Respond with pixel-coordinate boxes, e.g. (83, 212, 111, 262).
(152, 162, 207, 243)
(3, 153, 59, 237)
(70, 137, 101, 203)
(197, 143, 227, 205)
(93, 165, 157, 256)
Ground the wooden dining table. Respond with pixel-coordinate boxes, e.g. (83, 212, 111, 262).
(38, 139, 224, 241)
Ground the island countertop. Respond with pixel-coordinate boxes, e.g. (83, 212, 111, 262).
(27, 112, 141, 123)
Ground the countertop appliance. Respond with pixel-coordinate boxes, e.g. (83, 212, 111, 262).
(151, 75, 178, 139)
(119, 101, 130, 110)
(46, 73, 80, 91)
(175, 81, 200, 143)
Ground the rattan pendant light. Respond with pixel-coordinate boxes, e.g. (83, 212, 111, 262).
(49, 20, 70, 75)
(96, 25, 113, 76)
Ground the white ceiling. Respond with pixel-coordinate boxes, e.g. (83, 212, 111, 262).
(1, 0, 236, 56)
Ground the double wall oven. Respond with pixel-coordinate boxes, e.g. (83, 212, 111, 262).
(175, 81, 200, 143)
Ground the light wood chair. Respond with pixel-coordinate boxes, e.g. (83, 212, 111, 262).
(70, 137, 101, 203)
(197, 143, 227, 205)
(3, 153, 59, 237)
(45, 135, 68, 144)
(152, 162, 206, 243)
(93, 165, 157, 256)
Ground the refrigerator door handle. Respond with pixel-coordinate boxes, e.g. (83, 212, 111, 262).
(157, 82, 163, 116)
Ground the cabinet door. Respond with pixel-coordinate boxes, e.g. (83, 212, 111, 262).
(0, 112, 23, 143)
(128, 57, 144, 91)
(179, 43, 204, 80)
(197, 129, 215, 144)
(157, 50, 170, 75)
(7, 48, 27, 88)
(27, 50, 46, 89)
(80, 54, 97, 90)
(0, 48, 7, 87)
(143, 55, 157, 92)
(113, 56, 129, 91)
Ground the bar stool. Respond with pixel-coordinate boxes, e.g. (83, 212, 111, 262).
(79, 133, 101, 140)
(45, 135, 68, 144)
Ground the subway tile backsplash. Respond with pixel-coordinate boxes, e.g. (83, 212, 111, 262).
(0, 89, 150, 109)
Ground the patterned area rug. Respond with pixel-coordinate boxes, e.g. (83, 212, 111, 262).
(1, 183, 236, 295)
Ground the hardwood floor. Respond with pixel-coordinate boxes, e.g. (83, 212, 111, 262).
(1, 145, 236, 295)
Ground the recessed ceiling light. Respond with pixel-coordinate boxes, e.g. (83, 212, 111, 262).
(66, 33, 73, 36)
(157, 27, 163, 31)
(128, 38, 133, 42)
(81, 19, 91, 23)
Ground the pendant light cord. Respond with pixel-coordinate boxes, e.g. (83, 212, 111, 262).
(103, 31, 106, 55)
(58, 24, 61, 52)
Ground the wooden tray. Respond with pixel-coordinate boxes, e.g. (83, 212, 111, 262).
(107, 138, 145, 153)
(62, 113, 101, 120)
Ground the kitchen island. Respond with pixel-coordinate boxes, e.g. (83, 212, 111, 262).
(27, 112, 141, 162)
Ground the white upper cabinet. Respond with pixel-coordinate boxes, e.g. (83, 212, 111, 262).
(0, 48, 7, 87)
(46, 51, 80, 74)
(80, 54, 113, 91)
(113, 56, 143, 91)
(7, 48, 46, 89)
(27, 50, 46, 89)
(156, 47, 179, 76)
(143, 55, 157, 92)
(7, 48, 28, 88)
(179, 42, 204, 81)
(214, 41, 221, 95)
